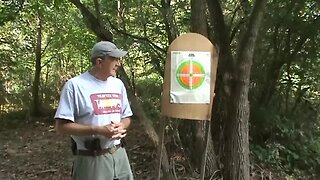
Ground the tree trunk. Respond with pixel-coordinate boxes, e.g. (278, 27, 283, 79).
(207, 0, 267, 179)
(191, 0, 208, 36)
(207, 1, 235, 175)
(258, 34, 307, 106)
(156, 0, 178, 44)
(225, 0, 267, 179)
(32, 13, 42, 116)
(176, 0, 218, 178)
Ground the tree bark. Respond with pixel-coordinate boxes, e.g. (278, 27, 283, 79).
(225, 0, 267, 179)
(176, 0, 218, 178)
(207, 0, 235, 176)
(207, 0, 267, 179)
(32, 12, 42, 116)
(191, 0, 208, 36)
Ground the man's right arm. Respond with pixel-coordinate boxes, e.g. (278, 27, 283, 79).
(54, 82, 101, 137)
(55, 119, 125, 138)
(55, 119, 97, 136)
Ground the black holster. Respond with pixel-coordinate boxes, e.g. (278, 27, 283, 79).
(71, 138, 77, 155)
(120, 138, 127, 147)
(71, 138, 125, 155)
(84, 138, 102, 151)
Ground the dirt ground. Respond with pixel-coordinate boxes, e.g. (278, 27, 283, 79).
(0, 117, 157, 180)
(0, 115, 308, 180)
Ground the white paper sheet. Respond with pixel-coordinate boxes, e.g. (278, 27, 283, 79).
(170, 51, 211, 104)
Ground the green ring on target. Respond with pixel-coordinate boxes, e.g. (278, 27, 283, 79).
(176, 60, 206, 90)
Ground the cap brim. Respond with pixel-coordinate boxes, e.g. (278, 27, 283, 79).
(109, 49, 127, 58)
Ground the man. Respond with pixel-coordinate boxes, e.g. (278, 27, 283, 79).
(54, 41, 134, 180)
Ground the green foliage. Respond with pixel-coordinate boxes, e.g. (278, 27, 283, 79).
(251, 98, 320, 177)
(135, 73, 163, 121)
(0, 0, 96, 110)
(0, 0, 24, 26)
(0, 0, 319, 178)
(249, 0, 320, 178)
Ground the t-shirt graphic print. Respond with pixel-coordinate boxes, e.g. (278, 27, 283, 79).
(90, 93, 122, 115)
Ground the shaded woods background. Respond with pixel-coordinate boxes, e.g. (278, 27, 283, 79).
(0, 0, 319, 179)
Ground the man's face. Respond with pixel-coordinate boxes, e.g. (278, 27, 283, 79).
(97, 56, 121, 77)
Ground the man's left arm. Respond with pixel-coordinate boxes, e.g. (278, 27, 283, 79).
(120, 117, 131, 130)
(120, 82, 132, 131)
(110, 117, 131, 139)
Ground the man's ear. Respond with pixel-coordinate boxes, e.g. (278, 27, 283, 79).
(96, 58, 103, 65)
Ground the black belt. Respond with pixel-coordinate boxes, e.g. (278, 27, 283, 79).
(76, 144, 122, 156)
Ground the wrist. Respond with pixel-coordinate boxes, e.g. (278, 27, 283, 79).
(121, 118, 130, 129)
(91, 126, 100, 135)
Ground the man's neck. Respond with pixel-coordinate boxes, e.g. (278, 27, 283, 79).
(89, 67, 110, 81)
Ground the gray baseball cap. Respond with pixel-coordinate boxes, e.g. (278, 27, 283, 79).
(91, 41, 127, 59)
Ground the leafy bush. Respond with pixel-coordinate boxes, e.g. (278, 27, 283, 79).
(250, 101, 320, 178)
(135, 73, 162, 122)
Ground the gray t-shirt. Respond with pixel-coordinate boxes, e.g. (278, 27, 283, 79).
(54, 72, 133, 150)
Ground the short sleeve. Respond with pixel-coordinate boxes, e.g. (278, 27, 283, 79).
(54, 81, 76, 122)
(120, 82, 133, 119)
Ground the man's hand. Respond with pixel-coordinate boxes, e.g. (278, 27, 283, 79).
(55, 118, 131, 138)
(95, 122, 127, 139)
(110, 121, 127, 139)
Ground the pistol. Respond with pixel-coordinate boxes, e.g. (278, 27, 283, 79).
(84, 138, 102, 151)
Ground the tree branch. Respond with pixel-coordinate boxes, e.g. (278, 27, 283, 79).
(207, 0, 236, 103)
(236, 0, 267, 73)
(207, 0, 230, 50)
(151, 0, 178, 44)
(160, 0, 178, 44)
(40, 37, 54, 56)
(229, 18, 246, 43)
(150, 0, 161, 10)
(207, 0, 235, 69)
(41, 57, 53, 69)
(106, 18, 166, 54)
(68, 0, 113, 41)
